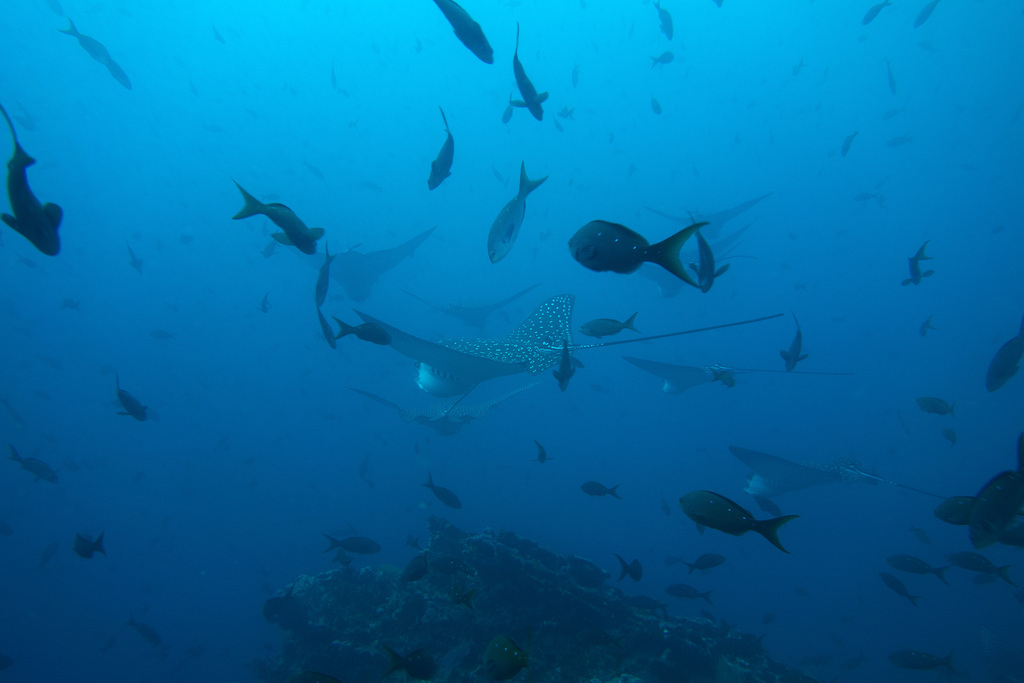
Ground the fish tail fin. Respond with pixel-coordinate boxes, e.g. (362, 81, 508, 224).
(7, 444, 21, 462)
(322, 534, 340, 552)
(934, 565, 949, 585)
(684, 563, 695, 574)
(332, 317, 354, 340)
(94, 532, 105, 555)
(943, 651, 959, 675)
(608, 484, 622, 499)
(998, 566, 1016, 586)
(424, 473, 434, 488)
(701, 590, 714, 605)
(517, 162, 547, 198)
(614, 553, 628, 580)
(624, 312, 639, 333)
(754, 515, 799, 553)
(58, 18, 79, 36)
(0, 102, 17, 145)
(715, 264, 731, 278)
(382, 645, 404, 678)
(916, 241, 932, 260)
(908, 593, 921, 607)
(901, 278, 913, 286)
(231, 180, 265, 220)
(647, 222, 704, 287)
(126, 613, 135, 626)
(949, 402, 955, 417)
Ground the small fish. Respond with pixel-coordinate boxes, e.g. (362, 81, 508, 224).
(571, 63, 580, 87)
(8, 444, 58, 483)
(650, 97, 662, 115)
(126, 614, 162, 647)
(557, 106, 574, 120)
(510, 23, 548, 121)
(841, 130, 858, 157)
(886, 134, 913, 147)
(430, 0, 493, 64)
(792, 58, 806, 76)
(650, 51, 674, 68)
(919, 315, 935, 336)
(314, 245, 334, 307)
(614, 554, 642, 581)
(909, 524, 933, 545)
(0, 103, 63, 255)
(57, 19, 132, 89)
(423, 473, 462, 509)
(689, 230, 730, 293)
(886, 61, 897, 95)
(258, 293, 271, 313)
(115, 374, 148, 421)
(780, 313, 809, 372)
(916, 396, 954, 417)
(484, 636, 528, 681)
(231, 181, 324, 255)
(533, 440, 550, 463)
(552, 338, 575, 391)
(969, 433, 1024, 549)
(487, 162, 547, 263)
(941, 427, 957, 446)
(889, 649, 956, 673)
(126, 242, 143, 273)
(947, 551, 1015, 585)
(383, 646, 437, 680)
(885, 554, 947, 583)
(684, 553, 726, 573)
(913, 0, 942, 28)
(316, 308, 337, 350)
(427, 107, 454, 190)
(879, 571, 920, 606)
(902, 240, 934, 285)
(401, 554, 429, 583)
(679, 490, 798, 553)
(35, 540, 59, 570)
(862, 0, 892, 25)
(0, 398, 27, 427)
(581, 481, 621, 498)
(212, 25, 225, 44)
(322, 534, 381, 554)
(73, 532, 105, 559)
(654, 1, 674, 39)
(569, 220, 703, 285)
(332, 318, 391, 345)
(986, 314, 1024, 392)
(665, 583, 713, 603)
(579, 313, 639, 338)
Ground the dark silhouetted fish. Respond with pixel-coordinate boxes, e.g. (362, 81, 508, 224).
(650, 51, 674, 68)
(985, 314, 1024, 392)
(533, 440, 550, 463)
(322, 534, 381, 554)
(570, 220, 703, 285)
(581, 481, 621, 498)
(383, 645, 437, 680)
(902, 241, 934, 286)
(557, 106, 574, 120)
(919, 314, 935, 336)
(8, 444, 58, 483)
(780, 313, 808, 371)
(510, 23, 547, 121)
(879, 572, 920, 606)
(886, 61, 897, 94)
(0, 102, 62, 255)
(58, 19, 131, 89)
(862, 0, 892, 25)
(552, 338, 575, 391)
(314, 245, 334, 307)
(654, 1, 673, 39)
(332, 318, 391, 345)
(231, 181, 324, 255)
(423, 473, 462, 509)
(115, 374, 148, 421)
(941, 427, 957, 446)
(913, 0, 941, 28)
(427, 107, 454, 190)
(889, 649, 956, 672)
(580, 313, 638, 339)
(685, 553, 726, 573)
(909, 524, 933, 545)
(430, 0, 493, 64)
(126, 241, 143, 273)
(35, 540, 59, 570)
(316, 308, 337, 350)
(841, 131, 858, 157)
(623, 357, 728, 394)
(401, 554, 429, 583)
(680, 490, 798, 553)
(614, 554, 642, 581)
(650, 97, 662, 115)
(126, 614, 162, 647)
(487, 162, 547, 263)
(259, 292, 271, 313)
(689, 230, 730, 292)
(73, 532, 105, 559)
(946, 551, 1015, 585)
(970, 434, 1024, 548)
(484, 636, 528, 681)
(665, 583, 713, 603)
(886, 554, 947, 583)
(916, 396, 954, 416)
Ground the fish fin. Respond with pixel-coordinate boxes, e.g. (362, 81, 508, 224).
(688, 262, 699, 274)
(934, 566, 949, 585)
(646, 222, 704, 286)
(608, 484, 622, 499)
(614, 553, 628, 581)
(623, 312, 639, 333)
(332, 316, 353, 340)
(116, 411, 131, 416)
(308, 227, 325, 240)
(1, 213, 17, 230)
(57, 18, 79, 36)
(322, 534, 340, 552)
(922, 270, 935, 278)
(382, 645, 404, 677)
(901, 278, 913, 286)
(779, 350, 791, 362)
(517, 162, 548, 198)
(998, 565, 1016, 586)
(231, 180, 265, 219)
(753, 514, 799, 553)
(537, 92, 549, 103)
(684, 563, 695, 574)
(702, 591, 714, 605)
(908, 594, 920, 607)
(714, 264, 730, 278)
(510, 99, 527, 108)
(43, 203, 63, 228)
(799, 353, 809, 362)
(270, 232, 293, 246)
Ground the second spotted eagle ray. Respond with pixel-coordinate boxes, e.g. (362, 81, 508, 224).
(355, 294, 782, 396)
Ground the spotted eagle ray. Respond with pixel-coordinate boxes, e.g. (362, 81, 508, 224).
(355, 294, 782, 396)
(401, 282, 541, 329)
(349, 382, 540, 435)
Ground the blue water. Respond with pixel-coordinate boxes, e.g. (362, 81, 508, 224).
(1, 0, 1022, 681)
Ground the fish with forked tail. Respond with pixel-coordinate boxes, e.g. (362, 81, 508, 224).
(569, 221, 704, 286)
(427, 107, 454, 190)
(780, 314, 808, 372)
(115, 375, 148, 421)
(231, 181, 324, 255)
(0, 103, 62, 255)
(58, 18, 132, 89)
(679, 490, 798, 553)
(487, 162, 546, 263)
(902, 241, 934, 286)
(510, 23, 547, 121)
(986, 314, 1024, 392)
(429, 0, 493, 64)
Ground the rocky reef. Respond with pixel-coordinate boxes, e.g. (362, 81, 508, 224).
(252, 517, 815, 683)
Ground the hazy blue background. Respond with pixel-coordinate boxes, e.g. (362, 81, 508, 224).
(1, 0, 1022, 681)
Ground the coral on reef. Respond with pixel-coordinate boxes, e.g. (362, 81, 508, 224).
(252, 517, 814, 683)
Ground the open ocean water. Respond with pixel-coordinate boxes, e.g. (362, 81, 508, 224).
(1, 1, 1023, 681)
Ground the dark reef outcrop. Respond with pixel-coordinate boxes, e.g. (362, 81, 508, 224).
(252, 517, 814, 683)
